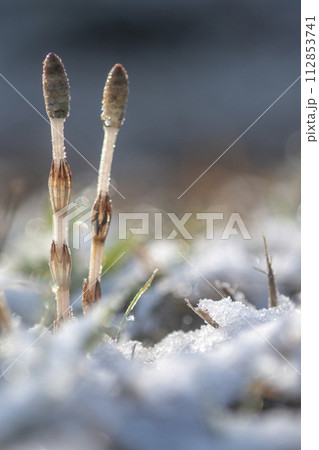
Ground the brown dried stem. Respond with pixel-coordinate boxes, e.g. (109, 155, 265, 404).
(0, 291, 12, 333)
(263, 234, 278, 308)
(185, 299, 220, 329)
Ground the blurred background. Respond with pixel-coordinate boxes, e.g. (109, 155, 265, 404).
(0, 0, 300, 338)
(0, 0, 300, 198)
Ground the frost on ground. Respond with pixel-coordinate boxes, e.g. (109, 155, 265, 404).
(0, 295, 300, 450)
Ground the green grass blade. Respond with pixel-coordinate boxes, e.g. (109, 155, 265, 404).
(116, 268, 158, 342)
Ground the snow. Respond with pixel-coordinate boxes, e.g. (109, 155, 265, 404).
(0, 194, 301, 449)
(0, 295, 300, 449)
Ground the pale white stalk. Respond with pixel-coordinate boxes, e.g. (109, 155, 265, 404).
(50, 118, 65, 163)
(83, 63, 128, 311)
(88, 127, 118, 289)
(53, 210, 68, 248)
(51, 117, 69, 249)
(49, 115, 72, 325)
(88, 241, 105, 288)
(56, 289, 70, 321)
(97, 127, 118, 195)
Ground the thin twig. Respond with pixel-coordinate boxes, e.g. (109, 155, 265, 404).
(253, 267, 268, 275)
(0, 291, 12, 332)
(185, 298, 219, 329)
(215, 280, 255, 309)
(263, 234, 278, 308)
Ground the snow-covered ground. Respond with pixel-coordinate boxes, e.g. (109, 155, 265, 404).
(0, 184, 301, 449)
(0, 291, 300, 449)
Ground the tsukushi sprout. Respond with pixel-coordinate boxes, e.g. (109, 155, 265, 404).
(43, 53, 72, 329)
(82, 64, 128, 312)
